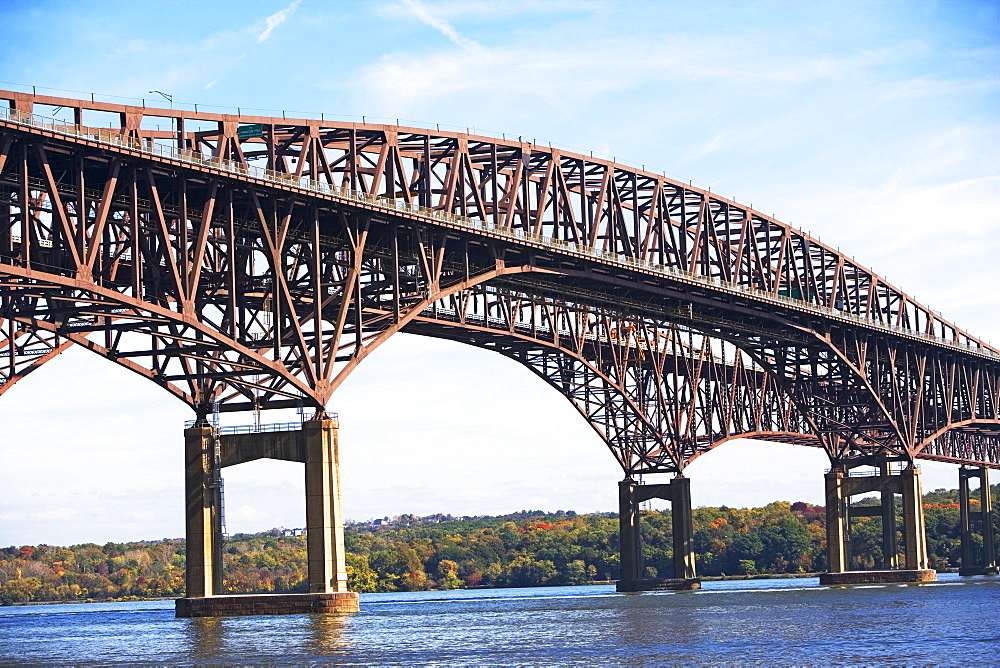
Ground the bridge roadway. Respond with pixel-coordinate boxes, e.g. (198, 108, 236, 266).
(0, 91, 996, 611)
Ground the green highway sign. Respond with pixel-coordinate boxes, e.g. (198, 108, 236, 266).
(237, 124, 264, 141)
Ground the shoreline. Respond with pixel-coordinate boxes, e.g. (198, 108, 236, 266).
(9, 596, 178, 607)
(13, 570, 950, 606)
(10, 569, 967, 607)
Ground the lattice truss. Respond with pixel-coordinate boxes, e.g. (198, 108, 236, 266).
(0, 90, 998, 470)
(409, 288, 806, 472)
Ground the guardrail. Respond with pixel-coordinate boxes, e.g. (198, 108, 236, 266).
(3, 105, 996, 361)
(217, 421, 303, 435)
(182, 415, 338, 432)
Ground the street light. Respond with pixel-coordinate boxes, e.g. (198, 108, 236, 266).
(148, 90, 173, 106)
(148, 91, 178, 145)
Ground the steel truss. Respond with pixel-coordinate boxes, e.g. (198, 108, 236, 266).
(1, 90, 998, 472)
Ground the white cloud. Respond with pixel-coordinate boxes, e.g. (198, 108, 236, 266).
(879, 75, 1000, 102)
(399, 0, 481, 52)
(379, 0, 600, 22)
(257, 0, 302, 43)
(39, 508, 80, 521)
(345, 34, 929, 130)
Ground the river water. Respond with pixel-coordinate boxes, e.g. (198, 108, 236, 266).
(2, 573, 998, 665)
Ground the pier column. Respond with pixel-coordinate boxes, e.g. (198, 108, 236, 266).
(184, 424, 221, 598)
(671, 475, 696, 580)
(825, 470, 847, 574)
(959, 466, 997, 575)
(984, 469, 996, 572)
(616, 477, 699, 591)
(900, 467, 929, 570)
(880, 462, 898, 569)
(618, 479, 641, 586)
(960, 467, 973, 571)
(821, 464, 935, 585)
(304, 417, 349, 593)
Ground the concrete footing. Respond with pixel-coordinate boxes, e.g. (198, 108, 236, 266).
(617, 577, 701, 592)
(819, 569, 936, 585)
(175, 592, 360, 618)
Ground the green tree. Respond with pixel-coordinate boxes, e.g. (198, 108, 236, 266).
(346, 553, 378, 593)
(436, 559, 462, 589)
(505, 556, 556, 587)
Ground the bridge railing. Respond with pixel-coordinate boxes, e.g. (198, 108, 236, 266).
(182, 416, 338, 433)
(2, 106, 996, 361)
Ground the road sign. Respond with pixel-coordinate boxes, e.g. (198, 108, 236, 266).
(237, 124, 264, 141)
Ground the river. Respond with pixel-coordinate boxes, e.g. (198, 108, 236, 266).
(2, 573, 998, 665)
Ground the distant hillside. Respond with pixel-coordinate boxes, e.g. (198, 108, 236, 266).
(1, 485, 996, 604)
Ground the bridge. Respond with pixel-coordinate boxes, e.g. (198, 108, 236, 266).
(0, 90, 996, 614)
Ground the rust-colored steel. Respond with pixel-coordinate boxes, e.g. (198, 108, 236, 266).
(0, 90, 997, 472)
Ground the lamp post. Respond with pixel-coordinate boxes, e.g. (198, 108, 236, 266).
(148, 90, 173, 107)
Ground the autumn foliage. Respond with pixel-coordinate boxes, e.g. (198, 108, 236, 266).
(1, 484, 996, 604)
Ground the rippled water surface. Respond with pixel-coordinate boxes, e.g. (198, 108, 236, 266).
(2, 573, 998, 665)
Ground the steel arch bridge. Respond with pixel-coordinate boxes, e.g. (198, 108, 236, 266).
(0, 90, 998, 476)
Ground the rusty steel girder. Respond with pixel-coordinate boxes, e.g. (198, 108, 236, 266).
(1, 90, 998, 472)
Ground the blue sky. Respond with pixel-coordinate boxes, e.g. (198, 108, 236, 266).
(1, 0, 998, 545)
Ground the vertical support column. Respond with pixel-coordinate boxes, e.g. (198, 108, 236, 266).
(900, 467, 929, 570)
(981, 468, 996, 571)
(961, 466, 998, 575)
(671, 475, 696, 579)
(617, 478, 640, 588)
(959, 467, 973, 572)
(184, 424, 218, 598)
(825, 470, 847, 574)
(304, 417, 348, 593)
(880, 462, 898, 570)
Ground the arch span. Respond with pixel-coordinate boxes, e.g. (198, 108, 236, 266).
(1, 92, 998, 470)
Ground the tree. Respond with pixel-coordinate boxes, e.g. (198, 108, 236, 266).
(505, 556, 556, 587)
(436, 560, 462, 590)
(559, 559, 589, 585)
(759, 514, 812, 572)
(346, 554, 377, 593)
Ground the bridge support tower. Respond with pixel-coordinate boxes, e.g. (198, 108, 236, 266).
(820, 464, 936, 584)
(959, 466, 997, 576)
(176, 416, 359, 617)
(181, 423, 224, 599)
(617, 476, 700, 592)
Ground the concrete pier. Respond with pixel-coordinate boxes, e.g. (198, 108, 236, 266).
(824, 470, 848, 575)
(183, 424, 222, 598)
(879, 461, 898, 570)
(304, 417, 350, 594)
(900, 467, 929, 571)
(959, 466, 998, 576)
(176, 417, 359, 617)
(822, 464, 935, 585)
(617, 476, 700, 592)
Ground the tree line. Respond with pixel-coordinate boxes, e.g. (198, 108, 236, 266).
(1, 484, 996, 604)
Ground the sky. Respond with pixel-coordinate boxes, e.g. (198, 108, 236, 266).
(0, 0, 997, 546)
